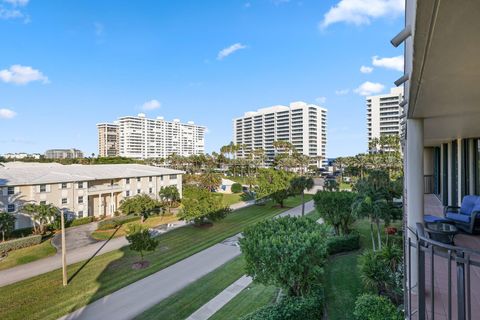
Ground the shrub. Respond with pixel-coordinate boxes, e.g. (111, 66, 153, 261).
(0, 235, 42, 253)
(70, 217, 94, 227)
(354, 294, 402, 320)
(231, 183, 243, 193)
(326, 233, 360, 255)
(10, 227, 34, 238)
(97, 215, 141, 230)
(314, 191, 356, 235)
(241, 293, 323, 320)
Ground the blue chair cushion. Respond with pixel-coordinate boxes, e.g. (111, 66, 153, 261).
(446, 212, 471, 224)
(460, 195, 479, 215)
(424, 215, 448, 223)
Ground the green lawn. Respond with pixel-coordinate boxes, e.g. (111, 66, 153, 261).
(0, 239, 57, 271)
(210, 282, 278, 320)
(220, 193, 243, 206)
(0, 195, 311, 320)
(136, 256, 246, 320)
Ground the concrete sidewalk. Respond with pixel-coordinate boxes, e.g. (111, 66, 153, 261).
(59, 200, 315, 320)
(186, 276, 253, 320)
(0, 200, 255, 288)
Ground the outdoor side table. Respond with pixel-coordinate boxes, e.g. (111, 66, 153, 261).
(424, 222, 458, 245)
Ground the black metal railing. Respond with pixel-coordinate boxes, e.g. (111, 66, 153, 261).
(424, 175, 434, 194)
(405, 224, 480, 320)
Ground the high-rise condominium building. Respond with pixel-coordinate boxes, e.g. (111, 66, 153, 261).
(366, 87, 404, 152)
(117, 113, 206, 159)
(233, 102, 327, 167)
(97, 123, 120, 157)
(45, 148, 84, 159)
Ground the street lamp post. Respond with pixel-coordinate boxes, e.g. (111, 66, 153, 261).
(61, 208, 67, 286)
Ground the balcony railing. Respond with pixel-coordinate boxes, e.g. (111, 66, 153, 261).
(405, 224, 480, 320)
(88, 184, 122, 193)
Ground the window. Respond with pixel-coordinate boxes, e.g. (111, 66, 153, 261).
(39, 184, 47, 192)
(137, 189, 141, 194)
(78, 182, 84, 189)
(7, 204, 15, 212)
(169, 174, 177, 180)
(149, 176, 153, 182)
(62, 198, 68, 205)
(7, 187, 14, 195)
(61, 183, 67, 189)
(126, 190, 130, 197)
(137, 177, 141, 182)
(77, 211, 84, 218)
(160, 176, 164, 181)
(126, 178, 130, 184)
(78, 196, 84, 204)
(40, 201, 47, 205)
(149, 188, 153, 194)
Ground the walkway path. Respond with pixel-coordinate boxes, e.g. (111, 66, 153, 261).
(59, 200, 314, 320)
(186, 276, 253, 320)
(0, 200, 255, 288)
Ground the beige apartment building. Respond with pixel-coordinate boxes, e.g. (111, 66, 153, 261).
(0, 162, 183, 229)
(97, 123, 120, 157)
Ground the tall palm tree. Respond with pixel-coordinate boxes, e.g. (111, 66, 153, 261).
(290, 176, 315, 216)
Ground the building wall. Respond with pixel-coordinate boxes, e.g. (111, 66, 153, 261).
(367, 87, 404, 152)
(117, 114, 206, 159)
(233, 102, 327, 167)
(97, 123, 120, 157)
(45, 149, 84, 159)
(0, 173, 183, 229)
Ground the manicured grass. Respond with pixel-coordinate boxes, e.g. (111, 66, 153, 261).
(220, 193, 243, 206)
(0, 195, 310, 320)
(0, 239, 56, 271)
(136, 256, 246, 320)
(210, 282, 279, 320)
(91, 215, 178, 240)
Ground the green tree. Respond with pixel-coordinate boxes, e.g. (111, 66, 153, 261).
(255, 168, 294, 207)
(198, 171, 222, 191)
(0, 211, 16, 242)
(178, 185, 231, 225)
(119, 194, 162, 223)
(23, 203, 59, 234)
(290, 176, 314, 216)
(126, 225, 159, 263)
(354, 294, 402, 320)
(240, 217, 329, 297)
(314, 191, 356, 235)
(324, 179, 339, 191)
(352, 170, 401, 251)
(158, 186, 180, 213)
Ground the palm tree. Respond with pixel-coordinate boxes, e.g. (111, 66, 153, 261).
(290, 176, 314, 216)
(23, 203, 59, 234)
(0, 211, 16, 242)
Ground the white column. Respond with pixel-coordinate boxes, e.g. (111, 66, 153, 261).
(406, 118, 424, 287)
(110, 190, 114, 216)
(447, 142, 452, 205)
(457, 138, 463, 203)
(98, 193, 102, 217)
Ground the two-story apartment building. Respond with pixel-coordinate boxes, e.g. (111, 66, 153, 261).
(0, 162, 183, 229)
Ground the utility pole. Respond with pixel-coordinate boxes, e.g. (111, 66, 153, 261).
(61, 209, 67, 286)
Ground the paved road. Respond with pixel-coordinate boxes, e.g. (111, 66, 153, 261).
(59, 200, 315, 320)
(0, 200, 255, 288)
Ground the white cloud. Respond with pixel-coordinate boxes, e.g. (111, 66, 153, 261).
(315, 96, 327, 105)
(3, 0, 29, 6)
(244, 2, 251, 8)
(335, 89, 349, 95)
(354, 81, 385, 96)
(0, 65, 49, 85)
(141, 99, 161, 111)
(0, 108, 17, 119)
(372, 55, 403, 71)
(360, 65, 373, 74)
(217, 43, 247, 60)
(320, 0, 404, 29)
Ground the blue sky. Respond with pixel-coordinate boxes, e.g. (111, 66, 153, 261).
(0, 0, 404, 157)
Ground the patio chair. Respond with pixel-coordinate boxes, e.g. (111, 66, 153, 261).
(444, 195, 480, 234)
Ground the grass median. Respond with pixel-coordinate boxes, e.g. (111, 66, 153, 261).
(0, 195, 312, 320)
(0, 239, 56, 271)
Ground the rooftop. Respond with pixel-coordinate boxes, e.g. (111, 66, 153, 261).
(0, 163, 183, 186)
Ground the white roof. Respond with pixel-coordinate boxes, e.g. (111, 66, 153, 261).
(0, 163, 183, 186)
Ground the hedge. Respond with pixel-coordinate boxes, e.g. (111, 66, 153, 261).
(70, 217, 94, 227)
(0, 235, 42, 253)
(326, 233, 360, 255)
(97, 215, 141, 230)
(241, 293, 323, 320)
(10, 227, 34, 238)
(354, 294, 403, 320)
(231, 183, 243, 194)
